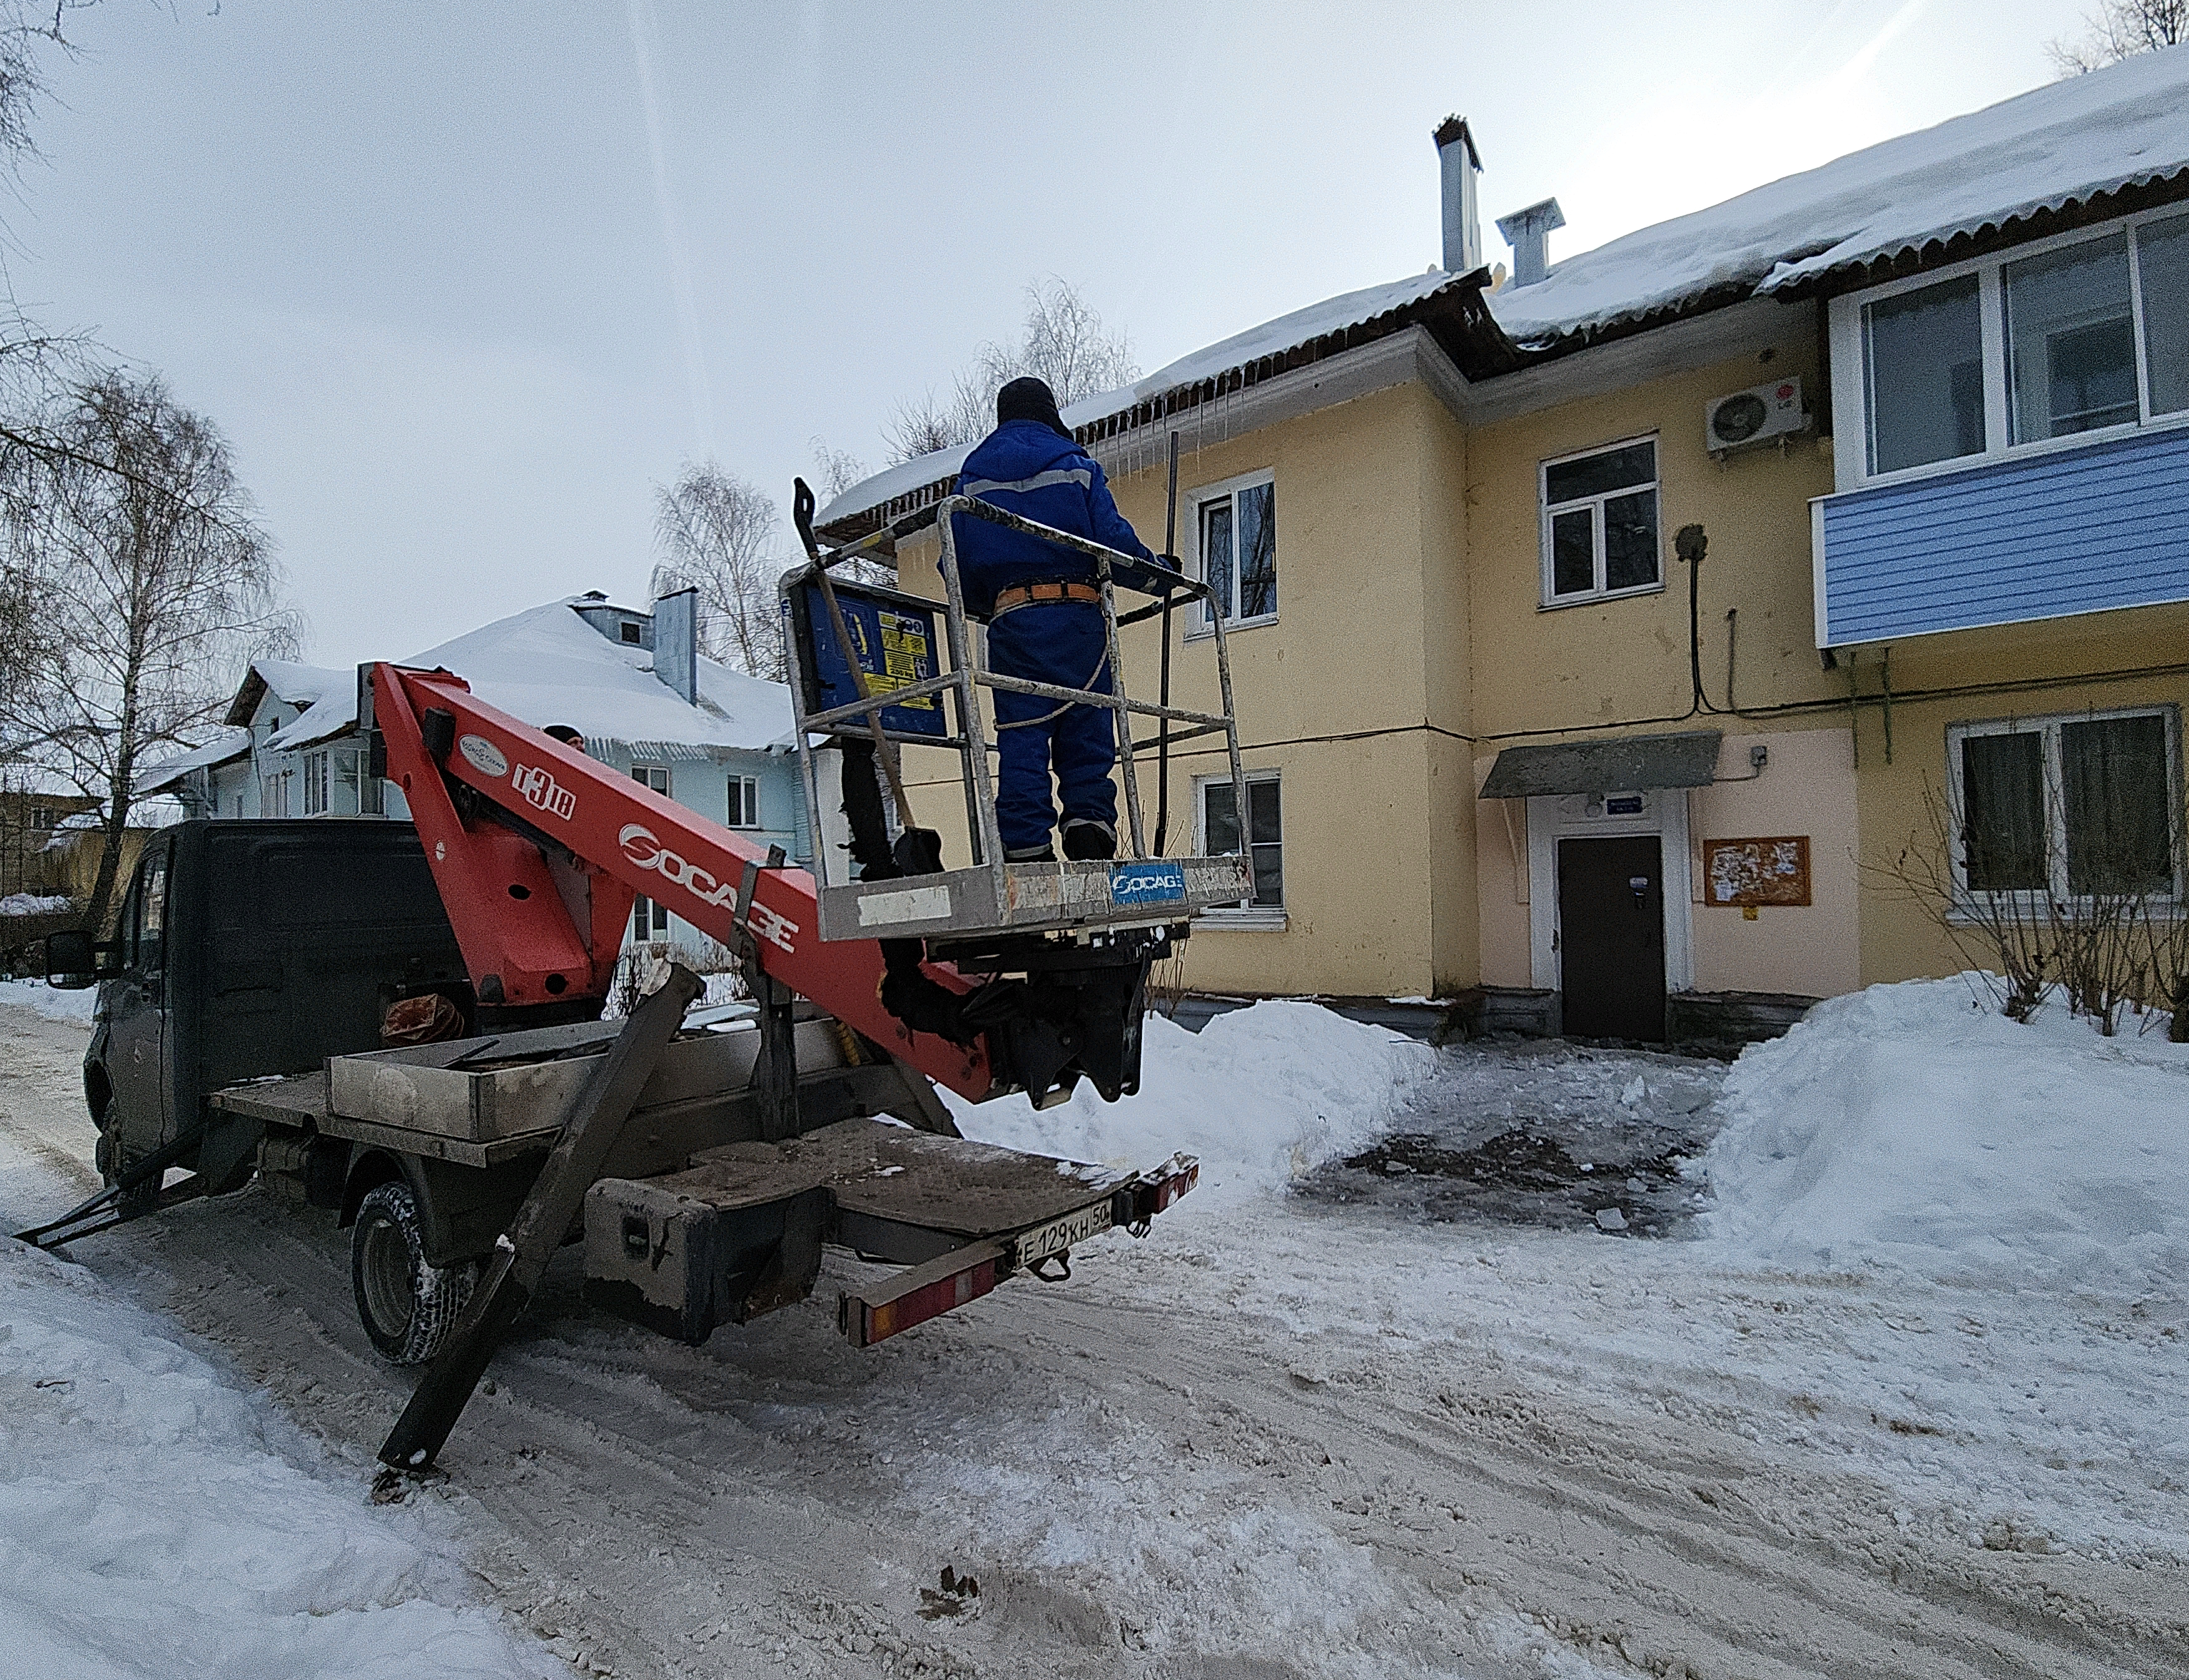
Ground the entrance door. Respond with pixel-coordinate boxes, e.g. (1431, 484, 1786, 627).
(1556, 835, 1665, 1041)
(106, 840, 173, 1156)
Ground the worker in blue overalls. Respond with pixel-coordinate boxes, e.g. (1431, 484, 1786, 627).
(954, 377, 1169, 862)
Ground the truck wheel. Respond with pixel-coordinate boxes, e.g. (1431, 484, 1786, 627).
(351, 1181, 477, 1365)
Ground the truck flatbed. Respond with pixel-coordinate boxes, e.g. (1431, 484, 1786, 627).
(208, 1037, 1197, 1352)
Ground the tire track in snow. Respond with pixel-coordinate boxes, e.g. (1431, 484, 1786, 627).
(6, 1005, 2187, 1679)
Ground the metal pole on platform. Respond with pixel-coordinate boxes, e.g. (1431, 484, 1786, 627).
(1154, 429, 1181, 856)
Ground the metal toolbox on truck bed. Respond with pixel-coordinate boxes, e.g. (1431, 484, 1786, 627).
(326, 1014, 848, 1143)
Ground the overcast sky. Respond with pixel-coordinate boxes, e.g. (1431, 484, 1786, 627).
(16, 0, 2082, 669)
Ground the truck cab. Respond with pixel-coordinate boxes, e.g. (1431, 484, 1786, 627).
(61, 819, 480, 1199)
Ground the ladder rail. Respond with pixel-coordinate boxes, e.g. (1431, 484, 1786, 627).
(781, 490, 1250, 882)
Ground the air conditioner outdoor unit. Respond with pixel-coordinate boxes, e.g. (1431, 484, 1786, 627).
(1705, 376, 1809, 454)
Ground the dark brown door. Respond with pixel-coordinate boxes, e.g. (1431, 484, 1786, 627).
(1557, 835, 1665, 1041)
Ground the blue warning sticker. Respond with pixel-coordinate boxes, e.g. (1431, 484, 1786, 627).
(1109, 860, 1186, 906)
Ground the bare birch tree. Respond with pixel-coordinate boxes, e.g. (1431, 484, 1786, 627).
(6, 369, 295, 933)
(2048, 0, 2187, 72)
(0, 3, 97, 725)
(650, 459, 785, 681)
(807, 436, 869, 505)
(883, 278, 1137, 465)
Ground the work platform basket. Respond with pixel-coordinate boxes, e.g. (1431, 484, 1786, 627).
(782, 487, 1253, 944)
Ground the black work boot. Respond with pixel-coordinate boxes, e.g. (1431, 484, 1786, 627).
(1061, 821, 1116, 862)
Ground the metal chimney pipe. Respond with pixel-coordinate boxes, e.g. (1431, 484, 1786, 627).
(653, 587, 699, 705)
(1495, 196, 1565, 289)
(1432, 114, 1483, 274)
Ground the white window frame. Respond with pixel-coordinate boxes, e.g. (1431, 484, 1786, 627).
(339, 747, 385, 816)
(1830, 204, 2189, 495)
(1537, 434, 1663, 609)
(1193, 768, 1285, 930)
(727, 773, 760, 829)
(1945, 704, 2184, 910)
(1184, 468, 1278, 637)
(630, 763, 672, 941)
(301, 750, 330, 816)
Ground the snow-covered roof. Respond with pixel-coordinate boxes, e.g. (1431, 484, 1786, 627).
(274, 596, 797, 757)
(816, 270, 1472, 533)
(39, 796, 184, 849)
(133, 727, 252, 795)
(1490, 42, 2189, 347)
(0, 763, 84, 798)
(821, 48, 2189, 530)
(222, 659, 352, 731)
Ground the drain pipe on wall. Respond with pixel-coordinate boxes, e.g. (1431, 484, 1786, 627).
(1675, 523, 1708, 714)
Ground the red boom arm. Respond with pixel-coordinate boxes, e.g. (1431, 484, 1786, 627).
(369, 662, 995, 1102)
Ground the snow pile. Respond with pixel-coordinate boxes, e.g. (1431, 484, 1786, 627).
(1700, 978, 2189, 1287)
(0, 1242, 556, 1680)
(0, 978, 96, 1026)
(947, 1001, 1433, 1208)
(0, 894, 70, 916)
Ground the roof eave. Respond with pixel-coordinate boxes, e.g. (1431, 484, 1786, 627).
(813, 269, 1517, 546)
(1763, 162, 2189, 304)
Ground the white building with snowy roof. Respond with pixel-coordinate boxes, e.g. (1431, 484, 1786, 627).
(140, 591, 809, 957)
(818, 47, 2189, 1039)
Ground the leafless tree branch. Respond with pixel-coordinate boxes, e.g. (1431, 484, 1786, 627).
(882, 277, 1137, 465)
(2047, 0, 2187, 74)
(1, 366, 298, 932)
(649, 459, 787, 682)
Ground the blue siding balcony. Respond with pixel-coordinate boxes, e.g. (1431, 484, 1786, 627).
(1811, 425, 2189, 647)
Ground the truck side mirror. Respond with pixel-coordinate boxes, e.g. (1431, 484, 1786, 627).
(45, 928, 100, 990)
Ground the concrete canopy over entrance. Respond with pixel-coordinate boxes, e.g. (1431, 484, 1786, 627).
(1478, 730, 1722, 799)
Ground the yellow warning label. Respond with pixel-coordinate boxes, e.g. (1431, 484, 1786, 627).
(869, 612, 936, 712)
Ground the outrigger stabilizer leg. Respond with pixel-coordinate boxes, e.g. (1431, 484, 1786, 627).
(12, 1120, 212, 1249)
(378, 963, 704, 1474)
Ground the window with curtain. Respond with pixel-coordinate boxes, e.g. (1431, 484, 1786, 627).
(1953, 709, 2179, 900)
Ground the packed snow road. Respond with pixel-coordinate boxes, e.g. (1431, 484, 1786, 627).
(3, 986, 2187, 1679)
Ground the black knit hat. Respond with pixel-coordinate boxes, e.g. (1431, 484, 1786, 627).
(995, 376, 1071, 439)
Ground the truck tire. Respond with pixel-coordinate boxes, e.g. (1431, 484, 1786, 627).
(350, 1181, 477, 1365)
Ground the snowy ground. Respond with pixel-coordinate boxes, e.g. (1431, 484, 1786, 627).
(0, 975, 96, 1026)
(1, 982, 2185, 1677)
(0, 1014, 558, 1678)
(0, 1243, 560, 1680)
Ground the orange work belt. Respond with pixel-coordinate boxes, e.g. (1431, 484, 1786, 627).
(990, 580, 1103, 618)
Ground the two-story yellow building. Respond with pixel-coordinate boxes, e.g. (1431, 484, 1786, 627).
(817, 48, 2189, 1043)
